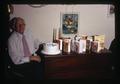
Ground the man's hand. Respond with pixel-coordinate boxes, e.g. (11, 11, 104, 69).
(30, 55, 41, 63)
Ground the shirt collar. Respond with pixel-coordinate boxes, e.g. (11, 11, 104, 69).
(14, 31, 24, 38)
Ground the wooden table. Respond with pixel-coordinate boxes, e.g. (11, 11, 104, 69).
(44, 52, 113, 79)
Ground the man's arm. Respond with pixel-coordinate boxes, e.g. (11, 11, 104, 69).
(8, 39, 30, 64)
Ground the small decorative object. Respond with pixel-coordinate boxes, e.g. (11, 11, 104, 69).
(81, 35, 88, 40)
(92, 35, 105, 53)
(62, 13, 78, 34)
(58, 39, 63, 51)
(8, 4, 14, 14)
(86, 40, 91, 53)
(91, 41, 98, 53)
(63, 38, 71, 53)
(94, 35, 105, 43)
(86, 36, 93, 53)
(75, 39, 86, 54)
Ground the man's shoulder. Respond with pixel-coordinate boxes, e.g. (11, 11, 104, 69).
(8, 32, 18, 41)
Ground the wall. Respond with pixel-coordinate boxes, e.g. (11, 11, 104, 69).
(10, 4, 115, 49)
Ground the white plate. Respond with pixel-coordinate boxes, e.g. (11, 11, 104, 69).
(41, 50, 61, 55)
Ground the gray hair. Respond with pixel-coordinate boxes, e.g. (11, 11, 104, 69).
(9, 17, 18, 31)
(9, 17, 24, 31)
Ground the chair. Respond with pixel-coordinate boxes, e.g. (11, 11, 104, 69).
(4, 43, 45, 79)
(4, 48, 25, 79)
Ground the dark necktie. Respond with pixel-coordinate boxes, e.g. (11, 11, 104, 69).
(22, 35, 31, 57)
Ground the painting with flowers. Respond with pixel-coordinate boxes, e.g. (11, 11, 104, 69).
(62, 14, 78, 34)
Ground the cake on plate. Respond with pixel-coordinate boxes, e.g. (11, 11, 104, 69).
(41, 42, 61, 55)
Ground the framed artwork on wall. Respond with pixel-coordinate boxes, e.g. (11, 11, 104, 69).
(109, 4, 115, 14)
(61, 13, 78, 34)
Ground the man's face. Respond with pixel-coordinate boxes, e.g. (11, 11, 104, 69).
(16, 18, 25, 34)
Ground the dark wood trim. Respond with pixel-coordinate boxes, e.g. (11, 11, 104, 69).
(44, 52, 113, 79)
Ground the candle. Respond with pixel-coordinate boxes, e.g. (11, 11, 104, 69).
(53, 28, 57, 42)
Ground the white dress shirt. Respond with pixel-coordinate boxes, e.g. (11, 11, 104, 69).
(8, 29, 40, 65)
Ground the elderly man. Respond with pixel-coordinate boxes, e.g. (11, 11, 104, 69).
(8, 17, 44, 79)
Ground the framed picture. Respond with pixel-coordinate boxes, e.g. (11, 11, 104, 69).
(109, 4, 115, 14)
(107, 4, 115, 16)
(62, 13, 78, 34)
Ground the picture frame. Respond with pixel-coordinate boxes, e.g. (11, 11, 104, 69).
(109, 4, 115, 14)
(61, 13, 78, 34)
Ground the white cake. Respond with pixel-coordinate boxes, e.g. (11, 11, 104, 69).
(42, 42, 60, 55)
